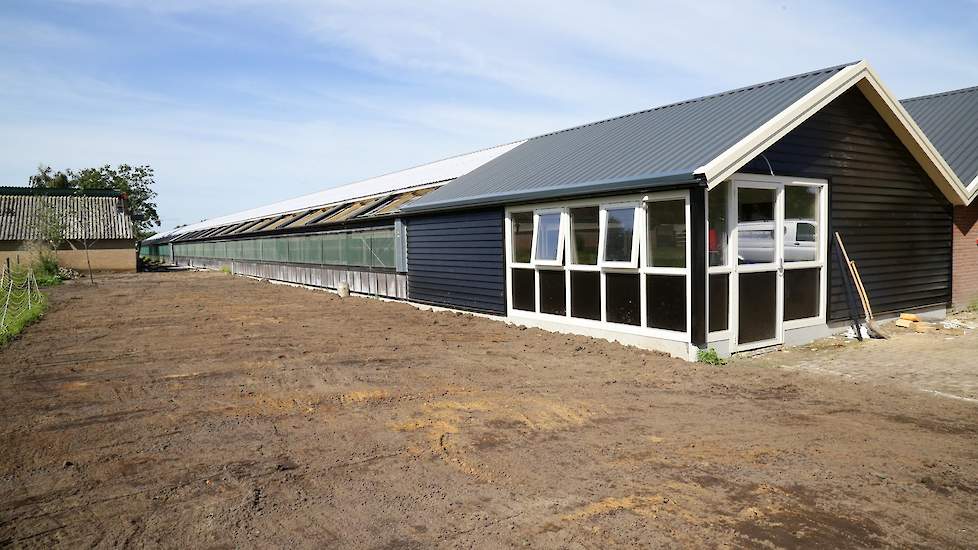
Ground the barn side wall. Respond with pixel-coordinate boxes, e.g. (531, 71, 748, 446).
(743, 88, 953, 321)
(1, 239, 136, 272)
(405, 209, 506, 314)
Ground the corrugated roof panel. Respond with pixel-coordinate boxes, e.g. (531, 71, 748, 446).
(405, 62, 855, 212)
(160, 140, 524, 240)
(902, 86, 978, 187)
(0, 192, 135, 241)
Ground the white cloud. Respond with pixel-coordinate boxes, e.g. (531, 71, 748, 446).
(4, 0, 978, 232)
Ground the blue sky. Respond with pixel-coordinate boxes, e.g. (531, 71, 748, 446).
(2, 1, 977, 232)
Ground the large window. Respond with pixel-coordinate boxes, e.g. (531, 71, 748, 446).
(569, 207, 599, 265)
(533, 211, 564, 264)
(601, 205, 638, 267)
(507, 191, 690, 339)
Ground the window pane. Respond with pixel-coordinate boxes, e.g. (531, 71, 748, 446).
(709, 273, 729, 333)
(264, 238, 288, 262)
(323, 233, 344, 265)
(346, 233, 369, 266)
(605, 273, 640, 325)
(291, 235, 323, 264)
(370, 229, 395, 268)
(784, 268, 820, 320)
(570, 207, 599, 265)
(708, 181, 729, 267)
(737, 188, 776, 265)
(570, 271, 601, 320)
(647, 200, 686, 268)
(603, 207, 635, 263)
(534, 212, 561, 262)
(539, 270, 566, 315)
(646, 275, 686, 331)
(738, 271, 777, 344)
(784, 185, 819, 263)
(512, 212, 533, 263)
(511, 268, 535, 311)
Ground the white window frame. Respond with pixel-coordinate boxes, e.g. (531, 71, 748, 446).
(706, 174, 829, 349)
(531, 208, 566, 267)
(598, 202, 641, 269)
(567, 205, 601, 270)
(508, 209, 535, 268)
(504, 191, 691, 343)
(641, 191, 692, 334)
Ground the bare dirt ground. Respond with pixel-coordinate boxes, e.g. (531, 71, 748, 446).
(1, 271, 976, 548)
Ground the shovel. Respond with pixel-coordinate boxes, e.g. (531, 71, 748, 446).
(835, 232, 889, 339)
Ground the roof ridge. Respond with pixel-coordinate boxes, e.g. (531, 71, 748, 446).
(901, 85, 978, 103)
(527, 61, 860, 141)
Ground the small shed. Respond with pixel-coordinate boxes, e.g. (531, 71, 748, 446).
(0, 187, 137, 272)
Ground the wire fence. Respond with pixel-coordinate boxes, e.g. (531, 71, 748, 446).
(0, 264, 44, 338)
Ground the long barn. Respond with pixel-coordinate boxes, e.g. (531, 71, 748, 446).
(141, 60, 976, 359)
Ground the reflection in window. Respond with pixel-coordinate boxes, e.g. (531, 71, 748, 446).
(647, 200, 686, 268)
(737, 188, 776, 265)
(535, 212, 562, 262)
(603, 207, 635, 263)
(708, 181, 729, 267)
(784, 186, 819, 263)
(512, 212, 533, 263)
(570, 207, 599, 265)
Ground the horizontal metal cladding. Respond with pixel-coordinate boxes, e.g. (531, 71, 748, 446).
(743, 88, 953, 320)
(173, 256, 407, 299)
(405, 63, 854, 212)
(406, 208, 505, 314)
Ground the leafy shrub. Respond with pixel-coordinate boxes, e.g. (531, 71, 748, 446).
(30, 253, 63, 286)
(697, 347, 726, 366)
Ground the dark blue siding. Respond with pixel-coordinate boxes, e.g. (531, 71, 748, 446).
(406, 209, 506, 314)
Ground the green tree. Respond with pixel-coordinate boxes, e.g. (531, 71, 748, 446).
(30, 164, 161, 239)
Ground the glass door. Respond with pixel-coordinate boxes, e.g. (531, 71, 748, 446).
(733, 182, 783, 349)
(729, 177, 827, 351)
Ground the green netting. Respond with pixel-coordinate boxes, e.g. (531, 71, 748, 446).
(290, 235, 323, 264)
(346, 232, 369, 267)
(369, 229, 395, 268)
(323, 233, 345, 265)
(262, 238, 289, 262)
(240, 239, 260, 261)
(226, 240, 242, 259)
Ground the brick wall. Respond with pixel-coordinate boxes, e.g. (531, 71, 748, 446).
(953, 204, 978, 309)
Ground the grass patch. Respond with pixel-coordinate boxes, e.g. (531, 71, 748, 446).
(220, 265, 232, 275)
(0, 294, 47, 346)
(696, 347, 726, 366)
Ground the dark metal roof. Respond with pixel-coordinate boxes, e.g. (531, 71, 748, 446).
(405, 62, 856, 212)
(0, 191, 135, 241)
(901, 86, 978, 186)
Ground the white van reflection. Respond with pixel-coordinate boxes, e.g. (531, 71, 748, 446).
(737, 219, 817, 264)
